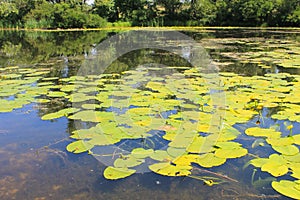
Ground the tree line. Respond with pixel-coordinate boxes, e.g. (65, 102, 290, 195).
(0, 0, 299, 29)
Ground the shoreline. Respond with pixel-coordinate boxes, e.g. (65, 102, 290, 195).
(1, 26, 300, 32)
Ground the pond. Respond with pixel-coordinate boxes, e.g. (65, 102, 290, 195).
(0, 28, 300, 200)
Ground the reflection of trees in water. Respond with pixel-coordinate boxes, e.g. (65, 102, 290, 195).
(0, 30, 109, 67)
(104, 49, 192, 74)
(219, 62, 267, 76)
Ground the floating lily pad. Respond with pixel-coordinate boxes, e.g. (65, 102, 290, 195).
(272, 145, 299, 156)
(173, 155, 198, 166)
(41, 108, 79, 120)
(68, 110, 113, 122)
(251, 154, 289, 177)
(114, 156, 144, 168)
(150, 150, 172, 162)
(194, 153, 226, 168)
(266, 137, 294, 146)
(272, 180, 300, 199)
(215, 147, 248, 159)
(245, 127, 281, 138)
(149, 162, 192, 176)
(103, 167, 136, 180)
(66, 140, 93, 154)
(131, 148, 154, 159)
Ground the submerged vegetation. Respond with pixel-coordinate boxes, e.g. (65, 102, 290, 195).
(0, 0, 299, 28)
(0, 29, 300, 199)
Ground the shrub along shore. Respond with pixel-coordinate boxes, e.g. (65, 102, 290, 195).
(0, 0, 299, 29)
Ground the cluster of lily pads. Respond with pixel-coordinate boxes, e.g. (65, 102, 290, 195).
(203, 37, 300, 69)
(1, 63, 300, 199)
(0, 66, 55, 112)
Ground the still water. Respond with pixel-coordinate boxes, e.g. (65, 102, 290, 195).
(0, 28, 299, 200)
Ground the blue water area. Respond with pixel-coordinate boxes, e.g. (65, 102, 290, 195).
(0, 29, 298, 200)
(0, 104, 69, 150)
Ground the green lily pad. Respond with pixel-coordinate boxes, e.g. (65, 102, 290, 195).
(169, 134, 196, 148)
(194, 153, 226, 168)
(217, 125, 240, 141)
(256, 154, 289, 177)
(131, 148, 154, 159)
(245, 127, 281, 138)
(150, 150, 173, 162)
(266, 137, 295, 146)
(167, 147, 186, 158)
(293, 134, 300, 145)
(173, 155, 198, 166)
(272, 145, 299, 156)
(215, 141, 243, 149)
(81, 104, 100, 110)
(114, 156, 144, 168)
(186, 136, 206, 153)
(41, 108, 79, 120)
(47, 91, 66, 97)
(68, 93, 95, 103)
(250, 158, 269, 168)
(215, 147, 248, 159)
(262, 162, 289, 177)
(68, 110, 113, 122)
(283, 153, 300, 163)
(66, 140, 93, 153)
(149, 162, 192, 176)
(272, 180, 300, 199)
(103, 167, 136, 180)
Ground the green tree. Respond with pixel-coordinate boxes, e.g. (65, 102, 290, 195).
(0, 1, 19, 26)
(53, 3, 106, 28)
(93, 0, 115, 21)
(278, 0, 300, 26)
(0, 0, 35, 27)
(113, 0, 148, 21)
(287, 6, 300, 26)
(189, 0, 217, 25)
(156, 0, 182, 17)
(24, 0, 55, 28)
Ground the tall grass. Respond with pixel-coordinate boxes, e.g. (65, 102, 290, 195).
(24, 19, 52, 29)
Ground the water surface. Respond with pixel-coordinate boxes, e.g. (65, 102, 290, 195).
(1, 28, 299, 200)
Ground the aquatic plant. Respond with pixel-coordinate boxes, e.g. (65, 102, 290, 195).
(1, 45, 300, 199)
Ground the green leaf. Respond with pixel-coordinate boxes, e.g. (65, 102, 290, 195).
(283, 153, 300, 163)
(149, 162, 192, 176)
(131, 148, 154, 159)
(103, 167, 136, 180)
(262, 162, 289, 177)
(217, 124, 241, 141)
(114, 156, 144, 168)
(68, 110, 113, 122)
(47, 91, 66, 97)
(266, 137, 294, 146)
(150, 150, 172, 162)
(250, 158, 269, 168)
(41, 108, 79, 120)
(194, 153, 226, 168)
(290, 163, 300, 179)
(260, 154, 289, 177)
(169, 135, 196, 148)
(293, 134, 300, 145)
(167, 147, 186, 158)
(66, 140, 93, 153)
(245, 127, 281, 138)
(272, 180, 300, 199)
(215, 147, 248, 159)
(186, 136, 206, 153)
(215, 141, 242, 149)
(272, 145, 299, 156)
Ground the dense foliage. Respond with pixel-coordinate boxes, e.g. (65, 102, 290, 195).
(0, 0, 299, 28)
